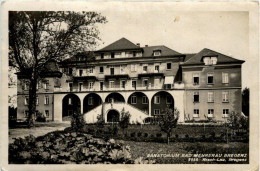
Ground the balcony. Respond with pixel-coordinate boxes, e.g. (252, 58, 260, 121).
(73, 76, 97, 81)
(138, 73, 164, 79)
(105, 74, 129, 81)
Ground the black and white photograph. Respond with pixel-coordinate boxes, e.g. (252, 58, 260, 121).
(1, 1, 259, 170)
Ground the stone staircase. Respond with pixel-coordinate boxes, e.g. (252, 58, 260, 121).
(83, 102, 149, 124)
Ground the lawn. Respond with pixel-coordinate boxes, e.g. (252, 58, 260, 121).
(122, 140, 249, 164)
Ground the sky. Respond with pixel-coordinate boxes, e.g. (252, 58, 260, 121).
(95, 10, 249, 88)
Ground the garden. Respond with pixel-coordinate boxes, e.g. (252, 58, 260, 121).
(9, 108, 249, 164)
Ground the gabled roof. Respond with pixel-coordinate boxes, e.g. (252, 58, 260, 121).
(183, 48, 245, 65)
(96, 38, 142, 52)
(142, 45, 182, 57)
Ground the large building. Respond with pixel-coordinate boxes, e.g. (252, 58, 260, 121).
(16, 38, 244, 123)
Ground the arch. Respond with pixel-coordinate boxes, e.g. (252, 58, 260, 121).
(107, 109, 120, 123)
(83, 93, 102, 113)
(105, 92, 125, 103)
(151, 91, 174, 116)
(62, 94, 81, 121)
(127, 92, 149, 114)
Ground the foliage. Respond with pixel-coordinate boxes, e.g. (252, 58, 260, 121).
(228, 111, 249, 130)
(96, 114, 105, 128)
(9, 11, 107, 126)
(35, 112, 46, 122)
(158, 107, 179, 144)
(242, 87, 249, 116)
(71, 112, 85, 132)
(119, 108, 131, 131)
(9, 131, 154, 164)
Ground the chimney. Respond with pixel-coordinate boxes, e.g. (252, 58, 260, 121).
(136, 43, 140, 47)
(145, 45, 148, 47)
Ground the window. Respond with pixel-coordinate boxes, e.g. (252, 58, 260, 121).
(88, 97, 94, 105)
(155, 65, 159, 72)
(193, 73, 199, 85)
(132, 80, 137, 89)
(89, 82, 94, 89)
(223, 109, 229, 115)
(101, 53, 104, 59)
(45, 110, 49, 118)
(36, 96, 39, 105)
(131, 96, 137, 104)
(167, 63, 172, 70)
(24, 96, 29, 105)
(133, 51, 136, 57)
(222, 91, 229, 102)
(109, 81, 115, 88)
(121, 80, 126, 88)
(143, 79, 148, 87)
(207, 73, 214, 84)
(79, 82, 83, 91)
(208, 92, 214, 102)
(68, 68, 73, 75)
(166, 96, 172, 104)
(193, 109, 199, 117)
(99, 66, 104, 73)
(193, 92, 199, 102)
(110, 67, 114, 75)
(111, 52, 115, 58)
(142, 96, 148, 104)
(79, 69, 83, 76)
(24, 110, 29, 117)
(131, 64, 137, 72)
(89, 67, 94, 74)
(68, 97, 72, 105)
(24, 82, 29, 90)
(44, 80, 49, 90)
(120, 65, 125, 74)
(143, 66, 148, 72)
(69, 82, 73, 91)
(208, 109, 214, 116)
(222, 73, 229, 84)
(153, 50, 161, 56)
(44, 96, 49, 105)
(100, 82, 104, 90)
(154, 109, 160, 115)
(154, 96, 160, 104)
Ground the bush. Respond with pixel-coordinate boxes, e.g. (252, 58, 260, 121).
(156, 133, 162, 138)
(35, 112, 46, 122)
(143, 133, 148, 138)
(130, 132, 135, 137)
(112, 126, 119, 136)
(71, 112, 85, 132)
(137, 132, 142, 137)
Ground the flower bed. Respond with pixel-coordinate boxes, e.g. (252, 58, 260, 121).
(9, 130, 155, 164)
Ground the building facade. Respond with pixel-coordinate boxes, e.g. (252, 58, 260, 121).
(16, 38, 244, 123)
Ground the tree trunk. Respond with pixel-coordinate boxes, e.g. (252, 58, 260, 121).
(167, 132, 170, 145)
(27, 72, 38, 127)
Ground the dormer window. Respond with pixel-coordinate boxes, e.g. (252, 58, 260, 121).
(153, 50, 161, 56)
(203, 56, 218, 65)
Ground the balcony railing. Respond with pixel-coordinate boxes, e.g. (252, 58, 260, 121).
(54, 82, 184, 92)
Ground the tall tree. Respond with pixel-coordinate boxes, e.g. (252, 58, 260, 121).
(158, 107, 179, 145)
(9, 11, 107, 127)
(242, 87, 249, 117)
